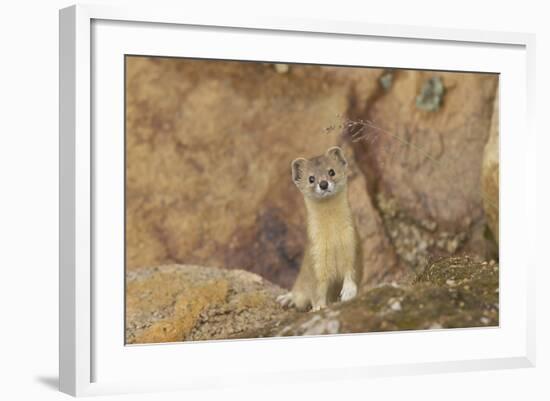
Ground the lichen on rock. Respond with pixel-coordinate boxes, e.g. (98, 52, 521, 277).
(416, 76, 445, 111)
(125, 265, 294, 344)
(376, 192, 469, 272)
(379, 70, 393, 91)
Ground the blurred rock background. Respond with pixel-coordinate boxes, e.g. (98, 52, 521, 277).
(125, 56, 498, 289)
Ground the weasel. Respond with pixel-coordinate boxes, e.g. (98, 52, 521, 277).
(277, 146, 363, 311)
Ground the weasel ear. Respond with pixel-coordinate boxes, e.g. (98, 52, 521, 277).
(291, 158, 307, 184)
(326, 146, 347, 167)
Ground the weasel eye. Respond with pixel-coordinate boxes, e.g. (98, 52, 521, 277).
(328, 169, 335, 176)
(308, 176, 315, 183)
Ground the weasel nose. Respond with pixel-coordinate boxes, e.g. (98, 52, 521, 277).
(319, 180, 328, 190)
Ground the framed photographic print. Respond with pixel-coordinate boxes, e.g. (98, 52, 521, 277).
(59, 4, 536, 397)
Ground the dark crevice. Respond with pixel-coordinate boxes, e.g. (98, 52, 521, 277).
(341, 70, 413, 283)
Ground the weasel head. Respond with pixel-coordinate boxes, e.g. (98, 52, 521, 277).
(291, 146, 348, 201)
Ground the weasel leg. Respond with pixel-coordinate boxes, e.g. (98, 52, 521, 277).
(340, 275, 358, 302)
(277, 291, 311, 311)
(276, 292, 295, 308)
(312, 280, 328, 312)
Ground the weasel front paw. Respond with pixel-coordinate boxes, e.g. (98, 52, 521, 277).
(276, 292, 295, 308)
(311, 304, 325, 312)
(340, 280, 358, 302)
(311, 300, 327, 312)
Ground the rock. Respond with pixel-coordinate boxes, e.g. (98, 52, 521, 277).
(126, 257, 498, 343)
(482, 89, 499, 244)
(347, 70, 499, 270)
(125, 265, 294, 344)
(342, 140, 405, 286)
(236, 256, 498, 339)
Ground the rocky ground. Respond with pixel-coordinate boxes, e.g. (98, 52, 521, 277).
(125, 265, 291, 344)
(126, 256, 498, 343)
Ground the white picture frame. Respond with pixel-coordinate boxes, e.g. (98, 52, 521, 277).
(59, 3, 536, 397)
